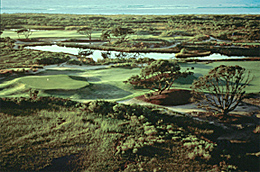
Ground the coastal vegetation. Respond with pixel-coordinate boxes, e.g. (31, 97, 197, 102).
(1, 14, 260, 41)
(0, 14, 260, 171)
(0, 97, 220, 171)
(191, 65, 252, 117)
(124, 60, 193, 95)
(1, 14, 260, 44)
(16, 28, 33, 39)
(2, 13, 260, 56)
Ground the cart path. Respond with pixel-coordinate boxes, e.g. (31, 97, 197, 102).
(119, 98, 260, 117)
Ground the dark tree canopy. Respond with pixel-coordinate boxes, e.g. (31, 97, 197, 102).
(77, 27, 93, 41)
(16, 28, 32, 39)
(125, 60, 193, 95)
(111, 26, 133, 43)
(101, 26, 133, 44)
(191, 65, 252, 117)
(101, 29, 111, 43)
(111, 26, 133, 37)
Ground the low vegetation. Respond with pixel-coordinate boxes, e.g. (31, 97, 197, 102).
(1, 95, 259, 171)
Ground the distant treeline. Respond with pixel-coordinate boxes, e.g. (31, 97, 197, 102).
(1, 14, 260, 41)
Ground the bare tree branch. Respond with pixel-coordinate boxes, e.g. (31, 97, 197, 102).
(191, 65, 252, 117)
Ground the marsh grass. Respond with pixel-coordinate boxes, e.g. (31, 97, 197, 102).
(0, 106, 125, 171)
(0, 109, 89, 170)
(1, 97, 259, 171)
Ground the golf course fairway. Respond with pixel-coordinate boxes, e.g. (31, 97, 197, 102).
(19, 75, 89, 90)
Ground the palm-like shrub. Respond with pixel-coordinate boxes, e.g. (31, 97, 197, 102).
(191, 65, 252, 117)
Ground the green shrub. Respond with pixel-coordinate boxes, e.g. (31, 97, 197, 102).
(67, 59, 82, 65)
(125, 60, 193, 94)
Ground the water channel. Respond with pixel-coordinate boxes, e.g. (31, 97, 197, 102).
(25, 44, 247, 61)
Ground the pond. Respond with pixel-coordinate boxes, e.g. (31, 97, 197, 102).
(25, 45, 247, 61)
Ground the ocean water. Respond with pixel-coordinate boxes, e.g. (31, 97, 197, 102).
(1, 0, 260, 15)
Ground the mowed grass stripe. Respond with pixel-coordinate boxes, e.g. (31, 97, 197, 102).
(19, 75, 89, 90)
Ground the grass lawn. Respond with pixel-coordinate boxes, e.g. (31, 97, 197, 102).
(210, 61, 260, 93)
(45, 67, 149, 101)
(178, 61, 260, 93)
(2, 30, 191, 42)
(0, 68, 145, 100)
(19, 75, 89, 90)
(0, 61, 259, 100)
(2, 30, 102, 39)
(0, 74, 89, 97)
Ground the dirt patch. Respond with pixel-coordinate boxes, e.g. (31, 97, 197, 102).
(135, 89, 192, 106)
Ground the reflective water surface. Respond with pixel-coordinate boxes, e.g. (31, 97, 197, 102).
(25, 45, 246, 61)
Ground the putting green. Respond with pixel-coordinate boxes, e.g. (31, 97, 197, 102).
(19, 75, 89, 90)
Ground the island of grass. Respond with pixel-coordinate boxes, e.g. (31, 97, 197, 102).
(20, 75, 89, 90)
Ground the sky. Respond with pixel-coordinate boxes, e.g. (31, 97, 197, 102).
(1, 0, 259, 5)
(1, 0, 259, 14)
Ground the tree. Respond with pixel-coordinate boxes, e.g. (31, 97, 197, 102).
(101, 29, 111, 43)
(124, 60, 193, 95)
(0, 21, 6, 37)
(191, 65, 252, 117)
(110, 26, 133, 43)
(166, 19, 176, 31)
(101, 51, 111, 59)
(77, 26, 93, 42)
(16, 28, 33, 39)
